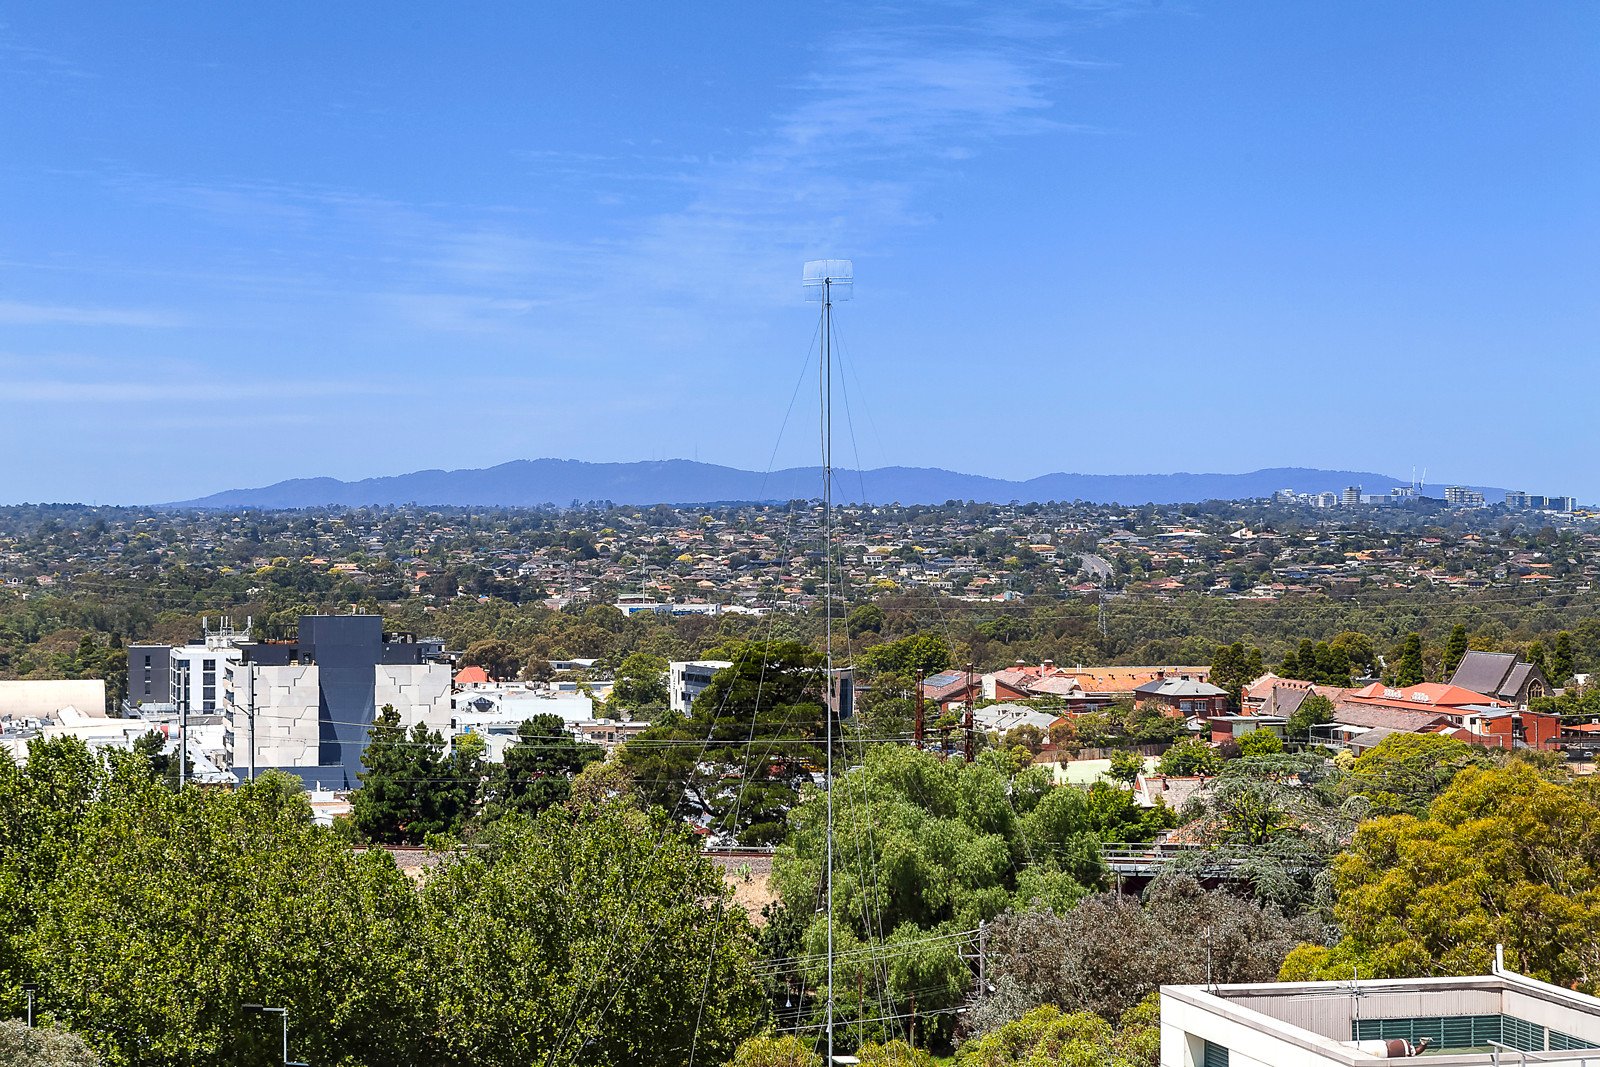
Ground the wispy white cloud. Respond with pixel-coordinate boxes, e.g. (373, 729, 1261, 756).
(27, 5, 1127, 346)
(0, 301, 186, 327)
(0, 22, 94, 82)
(0, 377, 425, 404)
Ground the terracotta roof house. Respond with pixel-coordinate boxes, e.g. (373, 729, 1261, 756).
(1340, 681, 1507, 713)
(1241, 674, 1351, 715)
(991, 662, 1212, 703)
(454, 665, 490, 686)
(1331, 681, 1562, 750)
(1448, 650, 1553, 706)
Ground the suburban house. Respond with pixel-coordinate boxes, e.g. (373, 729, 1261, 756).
(919, 670, 981, 711)
(1241, 674, 1353, 717)
(1448, 650, 1553, 706)
(1209, 714, 1289, 744)
(987, 662, 1213, 706)
(1132, 772, 1212, 812)
(1329, 682, 1562, 751)
(1134, 675, 1231, 718)
(970, 702, 1063, 735)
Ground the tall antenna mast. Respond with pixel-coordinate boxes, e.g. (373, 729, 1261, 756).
(804, 258, 852, 1064)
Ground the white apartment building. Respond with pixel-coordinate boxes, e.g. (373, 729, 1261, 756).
(225, 657, 451, 781)
(669, 660, 733, 715)
(1161, 961, 1600, 1066)
(170, 642, 243, 713)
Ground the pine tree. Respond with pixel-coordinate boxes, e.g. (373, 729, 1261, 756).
(351, 705, 478, 844)
(1551, 631, 1575, 685)
(1278, 649, 1301, 680)
(1390, 633, 1425, 687)
(1443, 625, 1469, 678)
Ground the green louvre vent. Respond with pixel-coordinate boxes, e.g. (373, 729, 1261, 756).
(1502, 1014, 1546, 1052)
(1354, 1014, 1599, 1053)
(1202, 1040, 1229, 1067)
(1551, 1028, 1600, 1051)
(1354, 1014, 1503, 1050)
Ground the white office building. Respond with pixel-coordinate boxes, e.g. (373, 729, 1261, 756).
(669, 660, 733, 715)
(1161, 960, 1600, 1066)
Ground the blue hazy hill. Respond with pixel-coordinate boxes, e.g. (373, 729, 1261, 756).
(169, 459, 1506, 509)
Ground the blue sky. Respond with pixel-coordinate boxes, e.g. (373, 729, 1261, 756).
(2, 1, 1596, 503)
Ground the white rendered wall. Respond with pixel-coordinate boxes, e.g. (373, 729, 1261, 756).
(376, 663, 453, 737)
(251, 664, 321, 769)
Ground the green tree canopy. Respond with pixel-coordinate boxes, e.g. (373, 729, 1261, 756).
(351, 705, 481, 844)
(1388, 632, 1425, 687)
(1157, 739, 1220, 777)
(1209, 643, 1264, 711)
(1285, 692, 1334, 741)
(619, 640, 828, 844)
(461, 638, 522, 680)
(1236, 729, 1283, 757)
(1443, 625, 1469, 677)
(415, 804, 765, 1066)
(768, 746, 1173, 1048)
(954, 998, 1159, 1067)
(1106, 749, 1144, 784)
(1283, 761, 1600, 988)
(985, 878, 1319, 1024)
(0, 1020, 100, 1066)
(484, 713, 603, 820)
(611, 650, 670, 708)
(1341, 732, 1491, 817)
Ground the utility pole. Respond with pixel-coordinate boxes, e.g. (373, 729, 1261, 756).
(179, 692, 188, 790)
(805, 258, 851, 1067)
(977, 921, 988, 999)
(913, 671, 925, 750)
(963, 662, 975, 762)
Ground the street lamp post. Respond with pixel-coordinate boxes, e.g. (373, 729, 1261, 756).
(21, 983, 38, 1028)
(242, 1003, 307, 1066)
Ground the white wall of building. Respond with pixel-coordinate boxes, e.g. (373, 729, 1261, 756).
(249, 664, 322, 771)
(376, 663, 453, 736)
(0, 679, 107, 719)
(223, 661, 454, 774)
(669, 660, 732, 715)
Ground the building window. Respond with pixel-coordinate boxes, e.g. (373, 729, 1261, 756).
(1202, 1040, 1230, 1067)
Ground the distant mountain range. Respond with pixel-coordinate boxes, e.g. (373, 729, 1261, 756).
(168, 460, 1507, 509)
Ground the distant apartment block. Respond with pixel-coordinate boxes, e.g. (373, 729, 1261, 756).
(127, 643, 172, 706)
(127, 616, 247, 712)
(669, 660, 733, 715)
(615, 594, 765, 618)
(1506, 491, 1576, 512)
(223, 615, 452, 788)
(136, 614, 452, 788)
(1341, 486, 1363, 508)
(1445, 486, 1486, 507)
